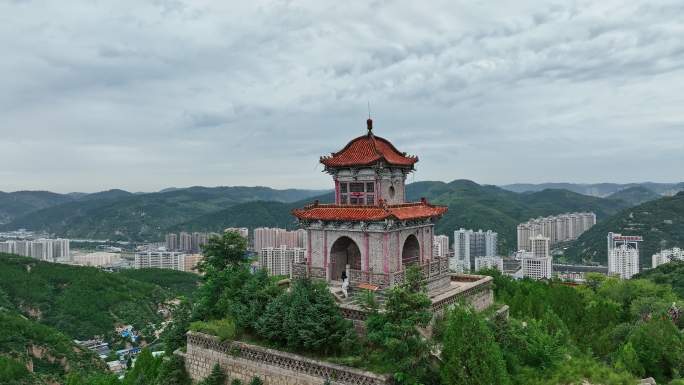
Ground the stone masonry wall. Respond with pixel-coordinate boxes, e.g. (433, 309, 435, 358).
(180, 332, 389, 385)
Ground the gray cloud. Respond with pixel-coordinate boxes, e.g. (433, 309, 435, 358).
(0, 0, 682, 192)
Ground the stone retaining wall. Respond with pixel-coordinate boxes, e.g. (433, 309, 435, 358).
(180, 332, 390, 385)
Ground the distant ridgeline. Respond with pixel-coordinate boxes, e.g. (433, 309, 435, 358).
(0, 181, 632, 253)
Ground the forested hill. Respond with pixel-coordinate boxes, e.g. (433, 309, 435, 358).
(0, 253, 199, 340)
(177, 180, 631, 254)
(0, 186, 326, 241)
(565, 191, 684, 266)
(606, 185, 661, 205)
(0, 305, 108, 385)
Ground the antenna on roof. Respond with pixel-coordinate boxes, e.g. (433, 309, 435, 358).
(366, 101, 373, 134)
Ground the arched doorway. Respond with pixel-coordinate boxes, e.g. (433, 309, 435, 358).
(402, 234, 420, 266)
(330, 236, 361, 281)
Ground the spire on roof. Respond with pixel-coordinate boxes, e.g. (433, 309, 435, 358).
(366, 118, 373, 134)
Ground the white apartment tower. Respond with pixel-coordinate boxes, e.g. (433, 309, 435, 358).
(433, 235, 450, 258)
(607, 233, 642, 279)
(259, 246, 306, 277)
(517, 212, 596, 251)
(452, 228, 498, 272)
(134, 251, 186, 271)
(652, 248, 684, 268)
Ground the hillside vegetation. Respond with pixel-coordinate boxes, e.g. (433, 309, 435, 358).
(0, 309, 107, 384)
(635, 260, 684, 298)
(565, 192, 684, 266)
(0, 254, 197, 340)
(0, 186, 324, 241)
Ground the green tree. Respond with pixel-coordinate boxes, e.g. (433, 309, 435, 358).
(441, 305, 509, 385)
(198, 363, 226, 385)
(200, 232, 248, 272)
(366, 266, 434, 385)
(255, 278, 355, 355)
(123, 349, 161, 385)
(155, 354, 192, 385)
(614, 342, 644, 378)
(162, 300, 192, 353)
(626, 318, 684, 382)
(248, 377, 263, 385)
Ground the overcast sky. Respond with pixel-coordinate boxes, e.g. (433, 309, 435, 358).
(1, 1, 683, 193)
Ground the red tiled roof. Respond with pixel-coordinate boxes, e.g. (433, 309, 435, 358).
(292, 200, 447, 221)
(320, 133, 418, 168)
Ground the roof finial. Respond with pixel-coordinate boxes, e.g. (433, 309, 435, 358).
(366, 101, 373, 134)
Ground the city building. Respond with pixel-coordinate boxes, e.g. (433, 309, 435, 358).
(184, 254, 204, 273)
(254, 227, 304, 251)
(451, 228, 497, 272)
(530, 235, 550, 259)
(165, 233, 178, 251)
(519, 251, 553, 280)
(432, 235, 450, 258)
(179, 232, 192, 252)
(72, 252, 121, 267)
(259, 246, 305, 277)
(607, 232, 642, 279)
(134, 251, 186, 271)
(652, 247, 684, 268)
(0, 238, 70, 262)
(166, 231, 217, 252)
(517, 212, 596, 251)
(474, 256, 504, 272)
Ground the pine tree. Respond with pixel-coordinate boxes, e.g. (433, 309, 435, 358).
(198, 363, 226, 385)
(440, 305, 510, 385)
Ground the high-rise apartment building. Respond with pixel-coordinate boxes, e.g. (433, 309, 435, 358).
(165, 233, 178, 251)
(254, 227, 304, 252)
(530, 235, 550, 259)
(517, 212, 596, 251)
(451, 228, 498, 272)
(452, 229, 471, 272)
(259, 246, 305, 277)
(433, 235, 450, 258)
(134, 251, 186, 271)
(0, 238, 69, 262)
(609, 245, 639, 279)
(652, 247, 684, 268)
(607, 233, 642, 279)
(179, 232, 192, 252)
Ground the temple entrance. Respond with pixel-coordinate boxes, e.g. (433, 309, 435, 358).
(402, 234, 420, 266)
(330, 236, 361, 281)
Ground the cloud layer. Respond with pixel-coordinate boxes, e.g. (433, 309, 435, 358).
(1, 0, 683, 192)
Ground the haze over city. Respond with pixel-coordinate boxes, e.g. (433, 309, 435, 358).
(2, 0, 684, 193)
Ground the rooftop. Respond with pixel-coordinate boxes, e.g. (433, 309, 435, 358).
(292, 198, 447, 222)
(320, 119, 418, 168)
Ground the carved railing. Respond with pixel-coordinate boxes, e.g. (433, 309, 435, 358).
(187, 332, 388, 385)
(292, 258, 451, 289)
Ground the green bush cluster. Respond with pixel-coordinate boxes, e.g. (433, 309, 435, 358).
(190, 319, 237, 342)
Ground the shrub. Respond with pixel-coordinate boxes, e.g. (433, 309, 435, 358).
(190, 318, 237, 342)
